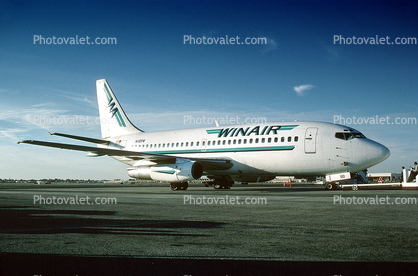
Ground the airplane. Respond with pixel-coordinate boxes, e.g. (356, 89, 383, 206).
(18, 79, 390, 190)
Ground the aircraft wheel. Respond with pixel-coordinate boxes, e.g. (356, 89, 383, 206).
(325, 183, 335, 190)
(170, 183, 179, 191)
(352, 185, 358, 191)
(213, 179, 233, 189)
(213, 179, 221, 189)
(180, 182, 189, 190)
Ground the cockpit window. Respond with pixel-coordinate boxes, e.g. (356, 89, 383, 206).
(346, 133, 355, 140)
(352, 132, 366, 138)
(335, 132, 366, 140)
(335, 133, 345, 140)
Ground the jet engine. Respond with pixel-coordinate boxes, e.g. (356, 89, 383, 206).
(127, 159, 203, 182)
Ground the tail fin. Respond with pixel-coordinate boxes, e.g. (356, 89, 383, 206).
(96, 79, 143, 138)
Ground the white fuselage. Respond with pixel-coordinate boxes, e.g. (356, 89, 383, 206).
(106, 121, 390, 178)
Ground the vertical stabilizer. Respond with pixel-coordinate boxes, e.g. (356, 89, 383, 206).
(96, 79, 143, 138)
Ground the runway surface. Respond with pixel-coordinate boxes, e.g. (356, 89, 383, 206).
(0, 182, 417, 275)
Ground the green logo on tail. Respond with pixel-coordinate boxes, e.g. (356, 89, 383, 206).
(103, 83, 126, 127)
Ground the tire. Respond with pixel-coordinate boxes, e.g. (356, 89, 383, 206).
(180, 182, 189, 190)
(325, 183, 334, 190)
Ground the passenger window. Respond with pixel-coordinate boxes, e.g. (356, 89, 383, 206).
(288, 136, 291, 142)
(186, 142, 189, 147)
(244, 139, 247, 144)
(281, 137, 285, 142)
(218, 140, 221, 145)
(196, 142, 199, 146)
(249, 138, 253, 144)
(233, 140, 236, 145)
(190, 142, 193, 147)
(208, 141, 211, 146)
(295, 136, 298, 142)
(274, 137, 278, 142)
(228, 140, 231, 145)
(222, 140, 226, 145)
(255, 138, 259, 143)
(261, 138, 265, 143)
(268, 138, 272, 143)
(238, 139, 241, 144)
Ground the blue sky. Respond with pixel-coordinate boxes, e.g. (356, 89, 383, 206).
(1, 0, 417, 180)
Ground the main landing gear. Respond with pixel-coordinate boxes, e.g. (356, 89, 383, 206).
(213, 179, 234, 190)
(325, 182, 336, 190)
(170, 178, 234, 191)
(170, 182, 188, 191)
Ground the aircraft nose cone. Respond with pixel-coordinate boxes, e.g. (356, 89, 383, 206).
(368, 141, 390, 166)
(382, 145, 390, 160)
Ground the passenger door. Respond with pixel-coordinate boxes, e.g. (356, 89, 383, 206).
(304, 127, 317, 154)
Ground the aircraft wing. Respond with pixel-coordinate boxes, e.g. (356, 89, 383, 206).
(48, 132, 111, 145)
(17, 140, 233, 170)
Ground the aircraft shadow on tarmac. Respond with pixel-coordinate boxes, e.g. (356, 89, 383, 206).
(0, 207, 225, 236)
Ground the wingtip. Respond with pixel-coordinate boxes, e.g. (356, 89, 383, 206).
(17, 140, 32, 144)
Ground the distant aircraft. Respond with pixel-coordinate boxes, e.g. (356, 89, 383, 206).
(18, 79, 390, 190)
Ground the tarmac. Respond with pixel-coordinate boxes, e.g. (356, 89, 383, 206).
(0, 182, 417, 275)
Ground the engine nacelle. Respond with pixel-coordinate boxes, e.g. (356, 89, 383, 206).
(127, 159, 203, 183)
